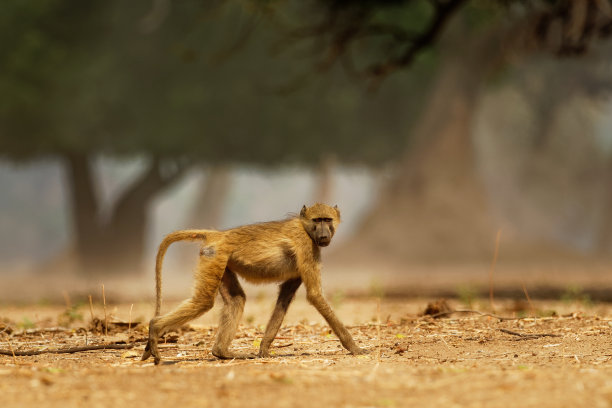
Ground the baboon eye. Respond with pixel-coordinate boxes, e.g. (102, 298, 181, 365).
(313, 218, 322, 222)
(322, 218, 332, 222)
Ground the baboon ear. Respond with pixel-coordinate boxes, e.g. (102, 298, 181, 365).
(333, 205, 341, 221)
(300, 205, 307, 218)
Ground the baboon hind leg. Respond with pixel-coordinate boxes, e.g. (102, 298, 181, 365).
(211, 269, 250, 359)
(143, 254, 227, 365)
(258, 277, 302, 357)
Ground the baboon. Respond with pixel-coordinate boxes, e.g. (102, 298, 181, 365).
(142, 203, 367, 364)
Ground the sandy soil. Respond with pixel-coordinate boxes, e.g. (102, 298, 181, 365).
(1, 297, 611, 408)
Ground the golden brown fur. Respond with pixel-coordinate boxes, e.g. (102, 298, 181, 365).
(142, 203, 366, 364)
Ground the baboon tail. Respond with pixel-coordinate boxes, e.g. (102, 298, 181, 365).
(155, 230, 208, 316)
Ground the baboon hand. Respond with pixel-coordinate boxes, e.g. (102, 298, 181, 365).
(141, 347, 152, 361)
(350, 347, 369, 355)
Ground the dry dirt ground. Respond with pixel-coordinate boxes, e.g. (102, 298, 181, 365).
(1, 297, 611, 408)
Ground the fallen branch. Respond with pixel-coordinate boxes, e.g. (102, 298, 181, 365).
(499, 328, 561, 340)
(0, 343, 140, 356)
(275, 343, 294, 349)
(427, 309, 520, 321)
(20, 327, 70, 335)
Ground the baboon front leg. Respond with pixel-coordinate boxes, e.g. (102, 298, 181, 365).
(258, 278, 302, 357)
(211, 269, 250, 359)
(303, 274, 367, 355)
(143, 255, 227, 365)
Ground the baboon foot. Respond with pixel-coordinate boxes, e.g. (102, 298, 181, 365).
(350, 347, 369, 355)
(212, 348, 256, 360)
(257, 350, 270, 358)
(141, 344, 152, 361)
(142, 340, 162, 364)
(144, 318, 162, 365)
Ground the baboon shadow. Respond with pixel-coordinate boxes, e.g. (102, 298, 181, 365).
(157, 352, 311, 365)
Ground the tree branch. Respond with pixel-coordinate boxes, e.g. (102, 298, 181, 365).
(499, 328, 561, 340)
(110, 157, 192, 219)
(366, 0, 468, 81)
(0, 343, 138, 356)
(282, 0, 469, 88)
(278, 0, 612, 89)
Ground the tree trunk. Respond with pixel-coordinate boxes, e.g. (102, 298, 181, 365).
(168, 165, 232, 273)
(338, 25, 504, 265)
(187, 165, 231, 229)
(65, 153, 102, 268)
(64, 153, 189, 276)
(595, 160, 612, 255)
(313, 154, 335, 204)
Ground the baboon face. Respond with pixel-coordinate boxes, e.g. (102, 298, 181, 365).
(300, 203, 341, 247)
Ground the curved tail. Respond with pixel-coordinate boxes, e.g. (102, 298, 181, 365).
(154, 230, 208, 316)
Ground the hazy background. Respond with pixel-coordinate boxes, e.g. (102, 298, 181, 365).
(2, 0, 612, 303)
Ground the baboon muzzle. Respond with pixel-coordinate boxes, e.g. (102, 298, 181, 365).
(315, 230, 331, 246)
(317, 238, 331, 246)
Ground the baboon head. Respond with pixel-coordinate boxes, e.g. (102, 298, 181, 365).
(300, 203, 341, 247)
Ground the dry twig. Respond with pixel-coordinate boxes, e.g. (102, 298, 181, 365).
(129, 304, 134, 336)
(20, 327, 69, 335)
(521, 282, 537, 317)
(0, 343, 140, 356)
(427, 309, 520, 321)
(102, 284, 108, 336)
(2, 333, 17, 364)
(88, 294, 95, 321)
(499, 328, 561, 340)
(275, 343, 294, 349)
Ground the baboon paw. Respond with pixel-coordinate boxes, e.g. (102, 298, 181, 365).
(154, 356, 161, 365)
(213, 350, 256, 360)
(141, 349, 152, 361)
(350, 347, 369, 355)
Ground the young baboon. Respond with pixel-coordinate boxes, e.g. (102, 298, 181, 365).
(142, 203, 367, 364)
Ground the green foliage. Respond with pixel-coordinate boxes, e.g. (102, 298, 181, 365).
(538, 309, 558, 317)
(0, 0, 420, 166)
(331, 289, 346, 309)
(370, 0, 434, 32)
(561, 285, 593, 307)
(17, 316, 36, 329)
(368, 278, 385, 298)
(0, 0, 576, 166)
(58, 304, 84, 327)
(462, 0, 506, 30)
(456, 285, 478, 308)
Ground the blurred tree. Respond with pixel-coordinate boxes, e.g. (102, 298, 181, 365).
(599, 159, 612, 254)
(513, 53, 612, 256)
(0, 1, 421, 274)
(313, 154, 336, 204)
(259, 0, 612, 262)
(187, 165, 232, 229)
(6, 0, 610, 275)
